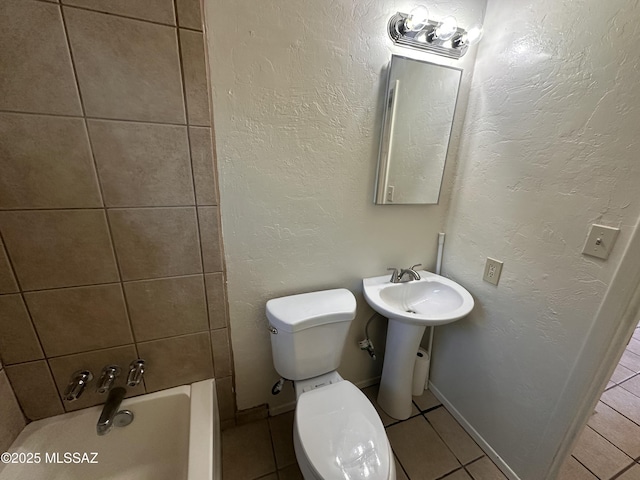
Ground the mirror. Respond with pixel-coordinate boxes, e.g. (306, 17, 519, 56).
(375, 55, 462, 204)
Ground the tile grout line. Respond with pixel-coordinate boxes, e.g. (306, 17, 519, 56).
(0, 204, 217, 212)
(173, 0, 217, 375)
(570, 455, 601, 480)
(0, 230, 65, 418)
(59, 2, 146, 399)
(0, 271, 223, 296)
(610, 460, 638, 480)
(585, 424, 635, 465)
(53, 1, 203, 33)
(0, 108, 210, 129)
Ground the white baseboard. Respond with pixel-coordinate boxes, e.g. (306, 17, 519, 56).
(428, 382, 521, 480)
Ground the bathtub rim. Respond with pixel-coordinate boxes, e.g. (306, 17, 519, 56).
(189, 378, 221, 480)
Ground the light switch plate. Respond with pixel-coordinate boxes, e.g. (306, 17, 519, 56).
(483, 258, 503, 285)
(582, 224, 620, 260)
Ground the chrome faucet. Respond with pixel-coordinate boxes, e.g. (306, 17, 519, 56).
(96, 365, 121, 395)
(64, 370, 93, 402)
(96, 386, 126, 436)
(388, 264, 422, 283)
(126, 359, 145, 387)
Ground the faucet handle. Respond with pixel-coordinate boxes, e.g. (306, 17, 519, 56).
(64, 370, 93, 402)
(387, 267, 400, 283)
(96, 365, 121, 395)
(126, 359, 145, 387)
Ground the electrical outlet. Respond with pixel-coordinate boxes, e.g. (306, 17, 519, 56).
(483, 258, 503, 285)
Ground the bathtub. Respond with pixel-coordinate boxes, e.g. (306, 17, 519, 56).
(0, 379, 220, 480)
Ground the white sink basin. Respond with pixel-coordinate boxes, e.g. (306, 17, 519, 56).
(363, 270, 474, 325)
(362, 270, 474, 420)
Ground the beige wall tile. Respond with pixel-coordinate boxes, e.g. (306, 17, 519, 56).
(189, 127, 217, 205)
(64, 8, 185, 123)
(0, 295, 43, 365)
(216, 376, 235, 423)
(0, 370, 26, 452)
(5, 361, 64, 420)
(0, 113, 102, 209)
(25, 284, 133, 357)
(176, 0, 202, 30)
(0, 0, 81, 115)
(88, 120, 194, 207)
(465, 457, 507, 480)
(180, 30, 210, 126)
(137, 332, 213, 392)
(198, 207, 223, 272)
(269, 411, 296, 469)
(205, 273, 227, 329)
(211, 328, 232, 377)
(426, 408, 483, 465)
(124, 275, 208, 342)
(48, 344, 143, 411)
(0, 238, 19, 294)
(61, 0, 175, 25)
(0, 210, 119, 291)
(222, 420, 275, 479)
(387, 415, 460, 480)
(109, 207, 202, 281)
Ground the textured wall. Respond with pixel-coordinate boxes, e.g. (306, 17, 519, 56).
(432, 0, 640, 478)
(204, 0, 486, 411)
(0, 0, 234, 425)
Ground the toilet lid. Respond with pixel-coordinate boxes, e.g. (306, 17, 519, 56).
(296, 381, 391, 480)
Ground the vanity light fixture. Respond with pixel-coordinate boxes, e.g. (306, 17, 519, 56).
(388, 5, 483, 59)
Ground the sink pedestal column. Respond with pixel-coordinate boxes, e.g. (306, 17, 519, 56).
(377, 319, 426, 420)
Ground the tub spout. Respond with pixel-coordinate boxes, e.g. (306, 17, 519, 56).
(97, 387, 126, 436)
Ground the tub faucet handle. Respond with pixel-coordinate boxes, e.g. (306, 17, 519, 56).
(126, 359, 145, 387)
(96, 365, 121, 394)
(64, 370, 93, 402)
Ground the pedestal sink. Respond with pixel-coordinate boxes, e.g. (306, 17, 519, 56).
(363, 270, 474, 420)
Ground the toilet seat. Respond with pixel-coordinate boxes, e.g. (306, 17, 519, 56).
(295, 381, 393, 480)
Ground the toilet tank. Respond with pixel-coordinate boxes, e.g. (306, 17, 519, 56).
(266, 289, 356, 381)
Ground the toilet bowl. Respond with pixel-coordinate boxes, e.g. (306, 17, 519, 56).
(267, 289, 395, 480)
(293, 377, 395, 479)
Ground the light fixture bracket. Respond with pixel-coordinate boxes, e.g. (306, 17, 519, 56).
(388, 12, 469, 59)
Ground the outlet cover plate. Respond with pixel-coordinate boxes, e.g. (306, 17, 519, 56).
(582, 224, 620, 260)
(483, 258, 503, 286)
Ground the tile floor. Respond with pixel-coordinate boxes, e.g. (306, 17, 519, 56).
(222, 386, 507, 480)
(559, 326, 640, 480)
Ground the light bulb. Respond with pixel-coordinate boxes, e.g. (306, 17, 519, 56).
(404, 5, 429, 32)
(466, 23, 484, 45)
(434, 16, 457, 41)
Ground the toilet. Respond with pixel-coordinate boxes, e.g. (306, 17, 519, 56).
(267, 288, 396, 480)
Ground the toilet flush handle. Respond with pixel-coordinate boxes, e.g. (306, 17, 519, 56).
(268, 325, 278, 334)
